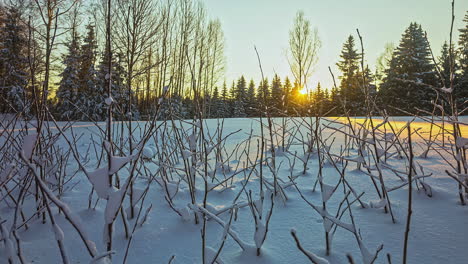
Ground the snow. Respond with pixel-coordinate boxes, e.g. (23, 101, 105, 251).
(2, 117, 468, 263)
(142, 147, 154, 159)
(53, 223, 65, 241)
(368, 198, 387, 209)
(21, 133, 37, 159)
(105, 189, 122, 223)
(440, 87, 453, 93)
(104, 96, 113, 106)
(0, 164, 15, 183)
(321, 183, 335, 203)
(0, 224, 15, 263)
(88, 167, 111, 199)
(205, 246, 224, 264)
(455, 137, 468, 148)
(254, 221, 266, 249)
(291, 229, 330, 264)
(109, 154, 136, 175)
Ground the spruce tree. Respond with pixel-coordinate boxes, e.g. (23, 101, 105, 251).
(330, 87, 341, 116)
(232, 78, 246, 118)
(229, 81, 236, 116)
(257, 78, 270, 108)
(77, 23, 103, 120)
(232, 99, 246, 117)
(0, 5, 28, 113)
(457, 11, 468, 107)
(245, 79, 257, 116)
(270, 74, 283, 115)
(438, 42, 457, 89)
(379, 23, 437, 114)
(210, 85, 220, 118)
(235, 76, 247, 108)
(219, 81, 231, 118)
(56, 28, 81, 120)
(283, 77, 292, 115)
(322, 88, 331, 115)
(313, 82, 325, 115)
(336, 35, 363, 114)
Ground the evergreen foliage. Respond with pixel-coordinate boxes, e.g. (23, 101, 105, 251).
(379, 23, 437, 114)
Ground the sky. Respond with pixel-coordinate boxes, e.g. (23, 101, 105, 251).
(202, 0, 468, 90)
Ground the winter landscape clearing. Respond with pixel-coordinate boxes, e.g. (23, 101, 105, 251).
(2, 0, 468, 263)
(1, 116, 468, 264)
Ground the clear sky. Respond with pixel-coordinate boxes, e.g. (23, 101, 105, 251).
(203, 0, 468, 90)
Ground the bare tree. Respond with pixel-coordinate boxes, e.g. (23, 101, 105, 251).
(288, 11, 321, 89)
(375, 42, 395, 84)
(113, 0, 161, 218)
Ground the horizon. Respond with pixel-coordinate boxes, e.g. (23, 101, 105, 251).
(204, 0, 468, 90)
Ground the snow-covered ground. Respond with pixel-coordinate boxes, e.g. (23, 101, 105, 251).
(1, 116, 467, 263)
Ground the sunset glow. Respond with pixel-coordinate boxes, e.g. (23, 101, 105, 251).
(299, 87, 308, 95)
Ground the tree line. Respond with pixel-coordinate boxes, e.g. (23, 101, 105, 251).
(1, 1, 467, 120)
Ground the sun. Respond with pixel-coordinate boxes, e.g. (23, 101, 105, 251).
(299, 87, 308, 95)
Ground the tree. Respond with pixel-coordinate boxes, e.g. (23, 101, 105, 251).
(257, 78, 270, 108)
(375, 42, 395, 84)
(336, 35, 364, 114)
(322, 88, 332, 115)
(245, 79, 257, 116)
(439, 42, 457, 89)
(288, 11, 321, 89)
(219, 81, 231, 118)
(205, 19, 226, 106)
(329, 87, 341, 116)
(234, 76, 247, 105)
(283, 77, 292, 114)
(77, 23, 104, 121)
(0, 3, 28, 113)
(32, 0, 79, 116)
(210, 85, 221, 118)
(97, 48, 135, 120)
(232, 99, 246, 117)
(55, 19, 81, 120)
(457, 11, 468, 107)
(379, 23, 437, 114)
(312, 82, 325, 115)
(114, 0, 159, 153)
(270, 74, 283, 114)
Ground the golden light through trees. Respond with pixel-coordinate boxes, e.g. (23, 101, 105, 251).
(299, 87, 308, 95)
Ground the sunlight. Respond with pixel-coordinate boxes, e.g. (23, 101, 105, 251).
(299, 87, 308, 95)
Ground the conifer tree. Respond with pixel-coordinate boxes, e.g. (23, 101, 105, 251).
(457, 11, 468, 106)
(235, 76, 247, 108)
(210, 85, 220, 118)
(270, 74, 283, 114)
(336, 35, 363, 114)
(283, 77, 292, 115)
(313, 82, 325, 115)
(322, 88, 331, 115)
(219, 81, 231, 118)
(257, 78, 270, 107)
(439, 42, 457, 89)
(77, 23, 103, 120)
(330, 87, 341, 116)
(232, 99, 246, 117)
(379, 23, 437, 114)
(0, 4, 28, 113)
(245, 79, 257, 116)
(233, 78, 246, 118)
(56, 27, 81, 120)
